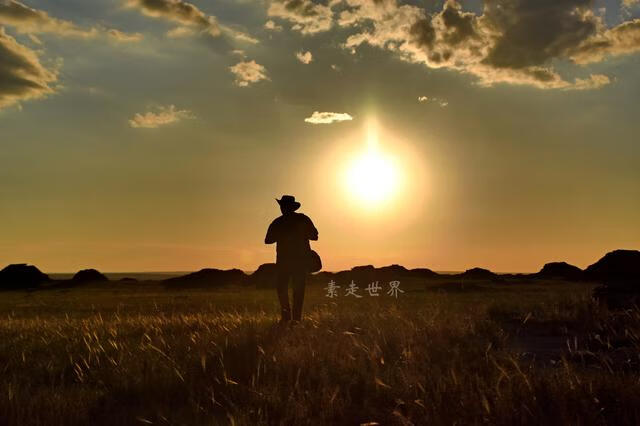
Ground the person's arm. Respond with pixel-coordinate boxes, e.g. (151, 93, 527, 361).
(265, 220, 278, 244)
(307, 217, 318, 241)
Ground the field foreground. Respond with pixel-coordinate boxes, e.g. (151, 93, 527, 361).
(1, 279, 640, 425)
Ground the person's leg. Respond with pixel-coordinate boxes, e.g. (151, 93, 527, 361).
(291, 269, 307, 322)
(276, 265, 292, 322)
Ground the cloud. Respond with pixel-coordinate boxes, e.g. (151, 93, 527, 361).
(229, 60, 269, 87)
(0, 27, 57, 110)
(267, 0, 333, 35)
(0, 1, 144, 43)
(221, 25, 259, 44)
(128, 0, 257, 44)
(570, 19, 640, 64)
(0, 0, 98, 38)
(128, 104, 194, 128)
(264, 20, 283, 31)
(295, 50, 313, 64)
(335, 0, 623, 90)
(126, 0, 221, 37)
(107, 28, 143, 42)
(304, 111, 353, 124)
(418, 96, 448, 106)
(166, 26, 195, 38)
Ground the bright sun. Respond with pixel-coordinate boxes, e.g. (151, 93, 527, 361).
(344, 121, 402, 207)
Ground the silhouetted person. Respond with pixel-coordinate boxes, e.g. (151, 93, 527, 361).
(265, 195, 318, 324)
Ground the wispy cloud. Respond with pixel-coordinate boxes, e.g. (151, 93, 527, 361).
(418, 96, 448, 107)
(107, 29, 143, 43)
(304, 111, 353, 124)
(229, 60, 269, 87)
(129, 105, 195, 128)
(166, 26, 195, 38)
(295, 50, 312, 64)
(264, 20, 282, 32)
(126, 0, 221, 37)
(221, 25, 259, 44)
(0, 0, 98, 38)
(0, 0, 140, 42)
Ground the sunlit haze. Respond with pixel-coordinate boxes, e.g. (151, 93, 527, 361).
(1, 0, 639, 273)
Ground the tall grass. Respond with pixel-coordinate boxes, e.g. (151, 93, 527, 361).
(0, 281, 639, 425)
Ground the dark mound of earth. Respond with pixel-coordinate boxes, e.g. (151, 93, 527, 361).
(248, 263, 278, 288)
(585, 250, 640, 284)
(537, 262, 584, 281)
(457, 267, 497, 280)
(317, 264, 440, 285)
(587, 250, 640, 309)
(0, 264, 50, 289)
(407, 268, 440, 279)
(73, 269, 109, 283)
(166, 268, 246, 287)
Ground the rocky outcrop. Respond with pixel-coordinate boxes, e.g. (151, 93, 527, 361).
(73, 269, 109, 283)
(247, 263, 278, 288)
(537, 262, 584, 281)
(313, 264, 441, 286)
(165, 268, 247, 287)
(407, 268, 440, 279)
(0, 264, 50, 289)
(585, 250, 640, 284)
(457, 267, 497, 280)
(587, 250, 640, 309)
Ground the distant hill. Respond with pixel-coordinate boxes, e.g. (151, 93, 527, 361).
(455, 268, 497, 280)
(73, 269, 109, 283)
(536, 262, 584, 281)
(247, 263, 277, 288)
(3, 248, 638, 291)
(585, 249, 640, 283)
(0, 264, 50, 290)
(165, 268, 247, 287)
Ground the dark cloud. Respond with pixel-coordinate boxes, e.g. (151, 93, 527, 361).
(268, 0, 333, 34)
(127, 0, 221, 36)
(439, 0, 478, 47)
(0, 27, 57, 109)
(482, 0, 598, 69)
(336, 0, 619, 89)
(127, 0, 258, 45)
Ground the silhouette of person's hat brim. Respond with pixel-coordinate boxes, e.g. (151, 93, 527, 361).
(276, 195, 301, 211)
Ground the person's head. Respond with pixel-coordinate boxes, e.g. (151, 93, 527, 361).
(276, 195, 301, 215)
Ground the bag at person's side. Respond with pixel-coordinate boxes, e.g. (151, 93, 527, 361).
(308, 249, 322, 273)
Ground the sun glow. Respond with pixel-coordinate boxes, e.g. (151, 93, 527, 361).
(344, 120, 403, 207)
(314, 115, 428, 227)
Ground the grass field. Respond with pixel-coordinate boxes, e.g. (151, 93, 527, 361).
(1, 278, 639, 425)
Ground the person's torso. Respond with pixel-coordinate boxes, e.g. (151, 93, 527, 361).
(273, 213, 311, 262)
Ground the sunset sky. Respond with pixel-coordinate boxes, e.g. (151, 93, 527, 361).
(1, 0, 639, 273)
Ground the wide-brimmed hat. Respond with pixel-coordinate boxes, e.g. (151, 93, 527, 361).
(276, 195, 301, 211)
